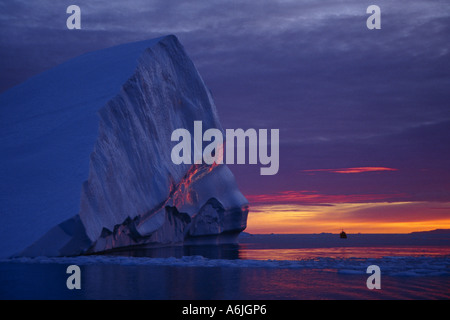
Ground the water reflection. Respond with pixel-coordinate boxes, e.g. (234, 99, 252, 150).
(239, 245, 450, 260)
(105, 244, 241, 260)
(2, 244, 449, 299)
(102, 243, 450, 260)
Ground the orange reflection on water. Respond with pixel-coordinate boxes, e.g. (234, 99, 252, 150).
(238, 246, 450, 260)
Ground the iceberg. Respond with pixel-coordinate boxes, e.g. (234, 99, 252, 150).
(0, 35, 248, 258)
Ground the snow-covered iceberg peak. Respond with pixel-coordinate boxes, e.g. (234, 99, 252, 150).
(1, 35, 248, 257)
(79, 35, 248, 253)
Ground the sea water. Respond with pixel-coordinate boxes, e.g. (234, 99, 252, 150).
(1, 236, 449, 299)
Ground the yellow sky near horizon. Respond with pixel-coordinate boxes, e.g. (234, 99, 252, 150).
(245, 201, 450, 234)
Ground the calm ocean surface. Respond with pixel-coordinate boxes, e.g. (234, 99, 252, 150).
(1, 235, 449, 300)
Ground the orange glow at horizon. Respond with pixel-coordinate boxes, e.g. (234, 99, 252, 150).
(245, 202, 450, 234)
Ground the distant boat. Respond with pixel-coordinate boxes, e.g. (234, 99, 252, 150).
(340, 230, 347, 239)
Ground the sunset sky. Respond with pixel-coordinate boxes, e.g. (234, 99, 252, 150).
(1, 0, 449, 234)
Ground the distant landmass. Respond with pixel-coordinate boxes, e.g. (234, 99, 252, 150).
(410, 229, 450, 235)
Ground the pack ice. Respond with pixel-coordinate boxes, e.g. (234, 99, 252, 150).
(0, 35, 248, 258)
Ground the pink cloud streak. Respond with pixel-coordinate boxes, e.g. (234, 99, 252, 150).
(246, 190, 408, 205)
(303, 167, 398, 174)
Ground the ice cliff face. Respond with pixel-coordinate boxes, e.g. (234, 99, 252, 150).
(0, 35, 248, 257)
